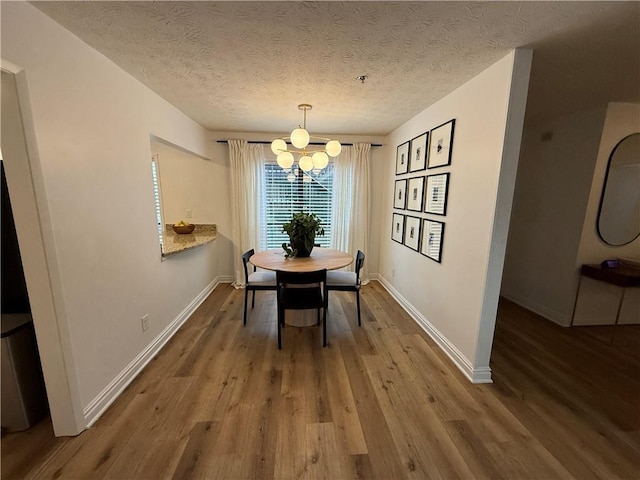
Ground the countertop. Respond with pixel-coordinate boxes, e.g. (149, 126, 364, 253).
(162, 224, 217, 257)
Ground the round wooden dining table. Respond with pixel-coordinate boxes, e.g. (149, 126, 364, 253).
(250, 248, 353, 327)
(250, 247, 353, 272)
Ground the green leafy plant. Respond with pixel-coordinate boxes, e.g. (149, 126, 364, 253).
(282, 212, 325, 258)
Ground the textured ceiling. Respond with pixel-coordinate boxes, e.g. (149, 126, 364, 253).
(31, 1, 640, 136)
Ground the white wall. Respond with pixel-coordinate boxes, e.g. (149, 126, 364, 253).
(2, 2, 230, 435)
(502, 107, 607, 325)
(375, 50, 532, 382)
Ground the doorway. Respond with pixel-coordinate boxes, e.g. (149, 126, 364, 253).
(1, 68, 82, 436)
(1, 159, 49, 433)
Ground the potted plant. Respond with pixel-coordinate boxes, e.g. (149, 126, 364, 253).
(282, 212, 325, 258)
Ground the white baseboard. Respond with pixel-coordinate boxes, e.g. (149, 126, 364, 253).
(365, 272, 379, 283)
(83, 277, 220, 426)
(376, 276, 492, 384)
(501, 291, 571, 327)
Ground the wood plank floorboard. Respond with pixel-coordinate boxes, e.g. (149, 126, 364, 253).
(2, 285, 639, 479)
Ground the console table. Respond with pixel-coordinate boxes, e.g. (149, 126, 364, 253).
(572, 264, 640, 325)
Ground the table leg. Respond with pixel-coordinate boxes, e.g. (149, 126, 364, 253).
(614, 287, 626, 325)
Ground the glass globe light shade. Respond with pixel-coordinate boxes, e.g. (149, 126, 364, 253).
(287, 172, 296, 183)
(326, 140, 342, 157)
(271, 138, 287, 155)
(303, 174, 312, 183)
(312, 168, 321, 175)
(290, 128, 310, 149)
(277, 151, 294, 169)
(299, 155, 313, 172)
(312, 151, 329, 169)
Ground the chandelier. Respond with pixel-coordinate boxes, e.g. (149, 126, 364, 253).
(270, 104, 342, 175)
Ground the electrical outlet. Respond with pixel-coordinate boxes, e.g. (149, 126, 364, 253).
(392, 269, 396, 278)
(141, 314, 149, 332)
(185, 209, 192, 218)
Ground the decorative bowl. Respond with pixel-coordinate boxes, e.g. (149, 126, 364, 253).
(173, 224, 195, 234)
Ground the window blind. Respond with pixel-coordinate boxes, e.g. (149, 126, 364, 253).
(151, 157, 164, 245)
(262, 163, 334, 249)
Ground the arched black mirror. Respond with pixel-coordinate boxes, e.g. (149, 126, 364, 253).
(597, 133, 640, 246)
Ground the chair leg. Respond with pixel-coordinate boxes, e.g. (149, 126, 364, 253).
(322, 307, 327, 347)
(243, 288, 249, 326)
(356, 291, 361, 327)
(277, 307, 282, 350)
(251, 290, 256, 309)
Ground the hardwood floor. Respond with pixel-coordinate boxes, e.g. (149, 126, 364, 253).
(2, 282, 639, 479)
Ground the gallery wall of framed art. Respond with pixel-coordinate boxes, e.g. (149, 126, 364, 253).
(391, 118, 455, 263)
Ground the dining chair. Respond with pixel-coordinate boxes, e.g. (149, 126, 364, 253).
(327, 250, 365, 326)
(242, 249, 276, 326)
(275, 269, 328, 349)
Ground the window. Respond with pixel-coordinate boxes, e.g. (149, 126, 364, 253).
(151, 155, 164, 245)
(262, 163, 334, 249)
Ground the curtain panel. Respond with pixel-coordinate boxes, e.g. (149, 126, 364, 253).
(331, 143, 371, 283)
(229, 139, 265, 286)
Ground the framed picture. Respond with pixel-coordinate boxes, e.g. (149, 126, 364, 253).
(424, 173, 450, 215)
(428, 119, 455, 169)
(404, 216, 421, 251)
(409, 131, 429, 172)
(395, 141, 410, 175)
(406, 176, 425, 212)
(391, 213, 405, 243)
(393, 179, 407, 209)
(420, 219, 444, 263)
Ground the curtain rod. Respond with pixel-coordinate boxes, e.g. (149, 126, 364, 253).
(216, 140, 383, 147)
